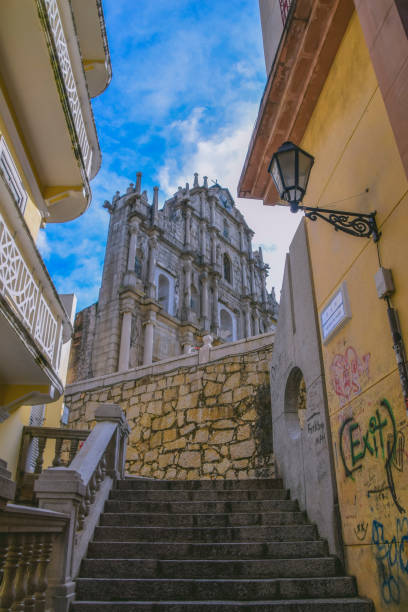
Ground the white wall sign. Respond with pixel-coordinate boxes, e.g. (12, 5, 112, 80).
(320, 283, 351, 343)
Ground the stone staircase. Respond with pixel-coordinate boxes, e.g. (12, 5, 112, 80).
(71, 478, 373, 611)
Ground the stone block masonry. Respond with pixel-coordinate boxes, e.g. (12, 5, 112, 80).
(65, 333, 275, 480)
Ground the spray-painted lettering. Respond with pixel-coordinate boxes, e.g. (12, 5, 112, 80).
(372, 517, 408, 605)
(339, 399, 405, 513)
(330, 346, 370, 407)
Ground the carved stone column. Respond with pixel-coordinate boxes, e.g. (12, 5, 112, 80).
(200, 220, 207, 262)
(253, 307, 260, 335)
(241, 255, 248, 295)
(261, 268, 267, 305)
(244, 300, 252, 338)
(183, 259, 192, 321)
(118, 296, 135, 372)
(143, 310, 156, 365)
(127, 216, 139, 271)
(211, 274, 220, 334)
(184, 208, 191, 248)
(147, 235, 158, 298)
(200, 271, 209, 330)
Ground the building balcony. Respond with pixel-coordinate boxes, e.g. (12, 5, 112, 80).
(0, 0, 110, 223)
(0, 167, 72, 416)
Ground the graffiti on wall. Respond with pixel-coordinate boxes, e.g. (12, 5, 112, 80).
(372, 517, 408, 605)
(339, 399, 405, 514)
(330, 346, 370, 407)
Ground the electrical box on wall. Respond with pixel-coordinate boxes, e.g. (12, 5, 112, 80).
(375, 267, 395, 299)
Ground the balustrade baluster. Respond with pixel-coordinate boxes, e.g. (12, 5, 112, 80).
(0, 534, 20, 611)
(89, 473, 97, 504)
(84, 485, 91, 516)
(100, 454, 107, 479)
(24, 534, 42, 611)
(11, 534, 31, 611)
(52, 437, 63, 467)
(77, 496, 87, 531)
(69, 438, 79, 464)
(34, 438, 46, 474)
(34, 533, 53, 612)
(95, 462, 103, 490)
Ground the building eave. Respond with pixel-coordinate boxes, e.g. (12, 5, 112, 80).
(238, 0, 354, 205)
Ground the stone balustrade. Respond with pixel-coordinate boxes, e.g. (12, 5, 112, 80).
(31, 404, 130, 611)
(0, 503, 68, 611)
(16, 426, 90, 504)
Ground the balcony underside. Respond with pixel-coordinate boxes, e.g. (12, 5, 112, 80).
(0, 0, 101, 222)
(0, 296, 63, 413)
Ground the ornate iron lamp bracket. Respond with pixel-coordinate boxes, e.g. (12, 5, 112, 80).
(298, 205, 381, 242)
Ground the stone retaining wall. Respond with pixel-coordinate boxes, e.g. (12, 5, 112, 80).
(65, 333, 274, 480)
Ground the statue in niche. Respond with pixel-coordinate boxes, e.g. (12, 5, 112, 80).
(134, 247, 143, 278)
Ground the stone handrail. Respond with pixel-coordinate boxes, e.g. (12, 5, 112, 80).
(16, 426, 90, 504)
(0, 503, 68, 611)
(34, 404, 130, 612)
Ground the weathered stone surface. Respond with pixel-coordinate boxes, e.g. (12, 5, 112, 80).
(230, 439, 256, 460)
(204, 448, 220, 462)
(209, 430, 234, 445)
(178, 451, 201, 468)
(212, 419, 235, 430)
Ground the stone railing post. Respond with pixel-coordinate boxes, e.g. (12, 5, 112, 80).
(34, 404, 129, 612)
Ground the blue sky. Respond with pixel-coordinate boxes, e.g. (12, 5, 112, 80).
(39, 0, 301, 311)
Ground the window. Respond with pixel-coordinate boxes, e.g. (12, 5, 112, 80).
(0, 137, 27, 213)
(157, 274, 170, 312)
(219, 307, 236, 342)
(191, 285, 200, 315)
(223, 253, 232, 283)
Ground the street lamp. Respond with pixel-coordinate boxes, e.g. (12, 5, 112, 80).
(268, 141, 380, 242)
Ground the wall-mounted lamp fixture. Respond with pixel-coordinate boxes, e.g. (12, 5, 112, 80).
(268, 141, 380, 242)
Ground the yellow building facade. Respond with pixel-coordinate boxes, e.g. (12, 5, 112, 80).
(240, 1, 408, 608)
(0, 0, 111, 483)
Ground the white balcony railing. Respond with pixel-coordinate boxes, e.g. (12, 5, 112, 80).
(44, 0, 93, 177)
(0, 211, 62, 369)
(279, 0, 293, 25)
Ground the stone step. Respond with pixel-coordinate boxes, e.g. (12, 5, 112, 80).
(93, 524, 318, 543)
(80, 557, 340, 579)
(99, 511, 308, 528)
(87, 540, 329, 560)
(118, 478, 283, 491)
(71, 598, 373, 611)
(109, 489, 290, 502)
(75, 577, 357, 602)
(104, 499, 299, 515)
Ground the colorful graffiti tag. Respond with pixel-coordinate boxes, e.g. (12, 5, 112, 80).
(330, 346, 370, 407)
(372, 517, 408, 605)
(339, 399, 405, 513)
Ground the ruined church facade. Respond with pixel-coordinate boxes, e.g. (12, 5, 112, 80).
(69, 173, 278, 382)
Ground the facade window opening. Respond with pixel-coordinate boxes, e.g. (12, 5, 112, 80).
(191, 285, 199, 314)
(223, 220, 229, 239)
(158, 274, 170, 312)
(223, 253, 232, 284)
(220, 308, 234, 342)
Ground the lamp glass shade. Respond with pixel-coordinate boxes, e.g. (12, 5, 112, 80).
(268, 141, 314, 209)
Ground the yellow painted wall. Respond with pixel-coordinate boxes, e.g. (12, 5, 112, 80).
(301, 12, 408, 610)
(0, 405, 31, 481)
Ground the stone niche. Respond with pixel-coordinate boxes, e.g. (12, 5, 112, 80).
(65, 340, 274, 480)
